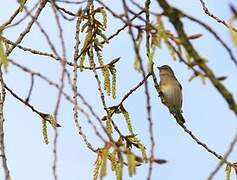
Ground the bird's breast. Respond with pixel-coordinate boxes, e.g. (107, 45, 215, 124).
(160, 84, 174, 96)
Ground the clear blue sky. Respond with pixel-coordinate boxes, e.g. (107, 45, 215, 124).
(1, 0, 237, 180)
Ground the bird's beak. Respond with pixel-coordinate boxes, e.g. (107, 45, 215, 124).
(157, 66, 161, 70)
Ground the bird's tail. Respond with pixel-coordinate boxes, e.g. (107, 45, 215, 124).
(174, 110, 185, 124)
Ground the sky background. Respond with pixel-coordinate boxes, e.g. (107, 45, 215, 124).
(1, 0, 237, 180)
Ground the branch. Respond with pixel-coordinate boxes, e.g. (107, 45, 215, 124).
(208, 132, 237, 180)
(4, 37, 120, 70)
(199, 0, 237, 32)
(0, 68, 11, 180)
(4, 84, 61, 127)
(0, 2, 23, 30)
(182, 12, 237, 67)
(6, 0, 48, 56)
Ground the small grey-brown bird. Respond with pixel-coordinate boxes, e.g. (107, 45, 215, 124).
(158, 65, 185, 124)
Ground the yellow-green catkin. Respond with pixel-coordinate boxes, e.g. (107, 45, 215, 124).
(126, 148, 136, 177)
(165, 41, 176, 60)
(0, 36, 8, 72)
(121, 106, 134, 135)
(156, 16, 168, 46)
(100, 147, 109, 179)
(96, 48, 104, 66)
(96, 51, 111, 96)
(131, 136, 147, 162)
(104, 67, 111, 96)
(100, 8, 107, 28)
(147, 45, 155, 73)
(106, 116, 113, 134)
(79, 53, 86, 72)
(42, 119, 49, 144)
(229, 17, 237, 46)
(93, 155, 102, 180)
(115, 151, 123, 180)
(225, 164, 231, 180)
(111, 68, 116, 99)
(97, 30, 108, 43)
(109, 150, 117, 171)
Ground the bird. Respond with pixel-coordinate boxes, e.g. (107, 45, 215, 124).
(158, 65, 185, 124)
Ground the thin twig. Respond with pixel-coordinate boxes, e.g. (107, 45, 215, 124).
(5, 2, 39, 29)
(96, 0, 143, 30)
(199, 0, 237, 32)
(25, 73, 34, 103)
(4, 37, 120, 70)
(56, 0, 86, 4)
(111, 73, 152, 117)
(6, 0, 48, 56)
(0, 68, 11, 180)
(101, 10, 144, 45)
(208, 132, 237, 180)
(55, 4, 78, 18)
(144, 0, 155, 179)
(183, 12, 237, 67)
(5, 83, 62, 126)
(50, 1, 67, 179)
(23, 6, 60, 58)
(0, 3, 23, 30)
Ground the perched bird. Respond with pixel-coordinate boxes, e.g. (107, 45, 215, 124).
(158, 65, 185, 124)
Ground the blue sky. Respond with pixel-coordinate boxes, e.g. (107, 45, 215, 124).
(1, 0, 237, 180)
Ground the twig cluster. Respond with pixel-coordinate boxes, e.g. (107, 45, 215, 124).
(0, 0, 236, 180)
